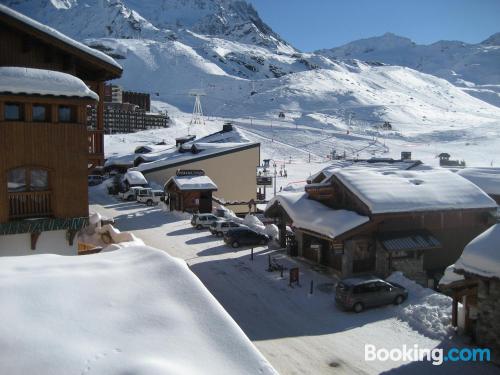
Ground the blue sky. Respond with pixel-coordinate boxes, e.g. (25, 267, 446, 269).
(246, 0, 500, 51)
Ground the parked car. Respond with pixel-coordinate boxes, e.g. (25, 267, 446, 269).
(88, 175, 103, 186)
(223, 227, 270, 248)
(137, 189, 164, 206)
(209, 220, 242, 237)
(119, 186, 148, 201)
(335, 276, 408, 313)
(191, 213, 219, 229)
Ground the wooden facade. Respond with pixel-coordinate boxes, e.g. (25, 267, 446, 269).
(0, 7, 122, 169)
(0, 94, 94, 224)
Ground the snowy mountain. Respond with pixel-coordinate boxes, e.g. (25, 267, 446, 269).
(3, 0, 500, 142)
(317, 32, 500, 107)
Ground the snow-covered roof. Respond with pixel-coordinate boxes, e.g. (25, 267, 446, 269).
(454, 224, 500, 279)
(0, 246, 276, 374)
(0, 67, 98, 100)
(457, 167, 500, 196)
(266, 192, 369, 239)
(333, 166, 497, 214)
(134, 127, 258, 173)
(167, 175, 218, 191)
(123, 170, 148, 185)
(439, 264, 465, 287)
(0, 4, 121, 71)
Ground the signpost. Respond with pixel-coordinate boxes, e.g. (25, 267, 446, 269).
(289, 267, 300, 287)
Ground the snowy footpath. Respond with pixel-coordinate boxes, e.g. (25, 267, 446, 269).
(89, 186, 499, 375)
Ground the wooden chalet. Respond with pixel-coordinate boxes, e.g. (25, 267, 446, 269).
(266, 161, 497, 286)
(0, 4, 121, 255)
(0, 4, 122, 170)
(165, 170, 217, 213)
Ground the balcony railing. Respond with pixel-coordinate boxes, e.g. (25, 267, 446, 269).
(8, 190, 52, 219)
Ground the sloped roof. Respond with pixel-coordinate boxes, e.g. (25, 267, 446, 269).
(0, 4, 122, 77)
(334, 166, 497, 214)
(265, 192, 369, 239)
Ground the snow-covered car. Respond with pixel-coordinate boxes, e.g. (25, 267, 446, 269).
(137, 189, 165, 206)
(191, 213, 219, 230)
(335, 276, 408, 313)
(209, 220, 242, 237)
(119, 186, 147, 201)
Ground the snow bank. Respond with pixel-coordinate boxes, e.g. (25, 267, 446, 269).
(0, 67, 98, 100)
(266, 192, 369, 239)
(0, 246, 276, 375)
(335, 166, 497, 214)
(455, 224, 500, 279)
(387, 272, 453, 340)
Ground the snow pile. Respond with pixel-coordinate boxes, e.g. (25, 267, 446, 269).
(266, 192, 369, 239)
(387, 272, 453, 340)
(455, 224, 500, 279)
(457, 167, 500, 196)
(265, 224, 279, 240)
(439, 265, 465, 287)
(123, 170, 148, 186)
(0, 67, 98, 100)
(0, 246, 276, 375)
(0, 4, 121, 70)
(334, 166, 497, 214)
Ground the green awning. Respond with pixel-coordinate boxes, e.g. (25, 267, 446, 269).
(0, 217, 89, 235)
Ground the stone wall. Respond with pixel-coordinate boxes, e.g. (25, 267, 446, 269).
(476, 279, 500, 363)
(390, 253, 427, 286)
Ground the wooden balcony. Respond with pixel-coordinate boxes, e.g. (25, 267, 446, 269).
(8, 190, 52, 219)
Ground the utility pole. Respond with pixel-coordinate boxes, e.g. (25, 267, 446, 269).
(273, 162, 277, 197)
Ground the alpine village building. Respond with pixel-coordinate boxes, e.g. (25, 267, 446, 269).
(0, 4, 122, 255)
(266, 159, 498, 286)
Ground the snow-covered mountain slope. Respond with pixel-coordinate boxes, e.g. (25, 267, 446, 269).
(317, 32, 500, 107)
(3, 0, 500, 141)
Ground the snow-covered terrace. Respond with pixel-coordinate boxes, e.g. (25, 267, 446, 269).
(333, 166, 497, 214)
(455, 224, 500, 279)
(0, 246, 276, 374)
(266, 192, 369, 239)
(0, 67, 98, 100)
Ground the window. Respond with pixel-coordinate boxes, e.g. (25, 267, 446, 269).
(58, 105, 75, 123)
(32, 104, 50, 122)
(30, 169, 49, 191)
(7, 167, 49, 192)
(7, 168, 26, 192)
(4, 103, 23, 121)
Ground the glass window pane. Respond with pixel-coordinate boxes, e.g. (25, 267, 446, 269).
(32, 105, 48, 122)
(5, 103, 22, 121)
(58, 106, 73, 122)
(30, 169, 48, 191)
(7, 168, 26, 192)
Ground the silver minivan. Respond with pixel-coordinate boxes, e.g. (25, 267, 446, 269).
(335, 276, 408, 313)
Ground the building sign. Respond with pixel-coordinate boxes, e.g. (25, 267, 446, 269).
(176, 169, 205, 177)
(256, 176, 273, 186)
(332, 243, 344, 255)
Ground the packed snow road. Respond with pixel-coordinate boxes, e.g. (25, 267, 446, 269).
(90, 187, 498, 375)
